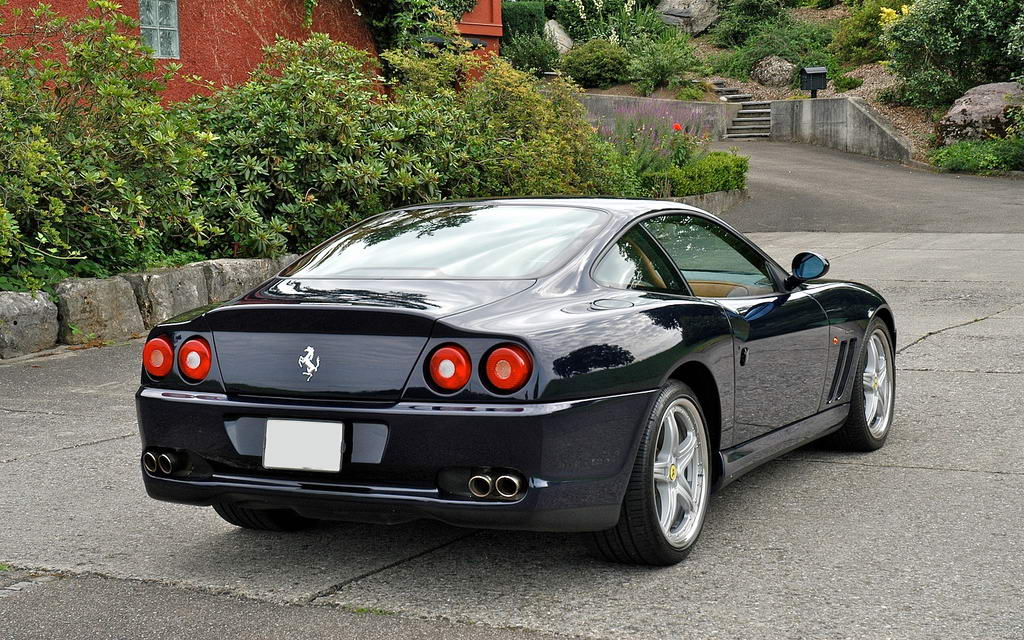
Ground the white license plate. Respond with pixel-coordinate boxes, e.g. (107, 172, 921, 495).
(263, 419, 344, 472)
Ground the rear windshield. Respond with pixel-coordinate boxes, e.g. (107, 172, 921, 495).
(285, 204, 607, 279)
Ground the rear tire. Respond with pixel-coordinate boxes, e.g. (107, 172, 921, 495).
(213, 502, 317, 531)
(830, 318, 896, 451)
(591, 381, 712, 566)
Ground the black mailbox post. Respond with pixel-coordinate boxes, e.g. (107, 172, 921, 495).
(800, 67, 828, 98)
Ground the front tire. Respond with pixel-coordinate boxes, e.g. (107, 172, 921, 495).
(831, 318, 896, 451)
(591, 381, 712, 566)
(213, 502, 317, 531)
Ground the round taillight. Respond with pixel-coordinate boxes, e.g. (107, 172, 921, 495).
(178, 337, 212, 381)
(485, 345, 532, 392)
(428, 344, 471, 392)
(142, 336, 174, 378)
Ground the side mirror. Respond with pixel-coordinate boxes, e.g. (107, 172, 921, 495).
(785, 252, 829, 289)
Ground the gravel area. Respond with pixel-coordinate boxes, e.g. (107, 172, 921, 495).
(788, 5, 851, 24)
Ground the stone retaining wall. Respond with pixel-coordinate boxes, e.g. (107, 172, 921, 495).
(770, 97, 913, 164)
(0, 255, 296, 359)
(579, 93, 740, 140)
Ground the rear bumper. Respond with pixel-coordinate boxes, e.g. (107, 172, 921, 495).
(136, 388, 656, 532)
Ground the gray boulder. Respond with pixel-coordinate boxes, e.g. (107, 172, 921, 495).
(752, 56, 796, 87)
(938, 82, 1024, 145)
(544, 20, 573, 54)
(121, 265, 210, 327)
(0, 292, 59, 358)
(55, 277, 145, 344)
(658, 0, 720, 35)
(197, 258, 281, 303)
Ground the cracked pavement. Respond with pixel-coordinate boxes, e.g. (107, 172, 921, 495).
(3, 141, 1023, 638)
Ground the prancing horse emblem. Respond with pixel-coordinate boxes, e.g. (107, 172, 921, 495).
(298, 346, 320, 381)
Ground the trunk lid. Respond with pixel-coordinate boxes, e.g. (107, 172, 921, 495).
(204, 278, 532, 401)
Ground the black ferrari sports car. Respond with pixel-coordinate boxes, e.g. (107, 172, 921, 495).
(137, 198, 896, 565)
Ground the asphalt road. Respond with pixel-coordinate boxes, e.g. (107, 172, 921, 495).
(713, 139, 1024, 233)
(3, 142, 1023, 639)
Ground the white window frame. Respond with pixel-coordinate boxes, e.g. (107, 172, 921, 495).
(139, 0, 180, 59)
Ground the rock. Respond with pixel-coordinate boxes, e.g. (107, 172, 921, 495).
(752, 56, 797, 87)
(196, 258, 280, 303)
(657, 0, 720, 36)
(277, 254, 301, 274)
(544, 20, 572, 54)
(0, 292, 59, 358)
(938, 82, 1024, 145)
(121, 265, 210, 327)
(55, 277, 145, 344)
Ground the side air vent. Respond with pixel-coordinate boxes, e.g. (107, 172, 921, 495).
(827, 338, 858, 404)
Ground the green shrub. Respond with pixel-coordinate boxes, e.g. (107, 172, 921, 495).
(674, 81, 709, 101)
(712, 18, 835, 82)
(188, 35, 637, 257)
(930, 137, 1024, 173)
(883, 0, 1024, 107)
(627, 32, 699, 96)
(502, 1, 546, 38)
(711, 0, 788, 47)
(662, 152, 750, 196)
(502, 33, 560, 73)
(832, 73, 864, 92)
(0, 1, 213, 292)
(559, 39, 629, 88)
(829, 0, 902, 65)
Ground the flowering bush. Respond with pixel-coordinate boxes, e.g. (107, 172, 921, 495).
(881, 0, 1024, 107)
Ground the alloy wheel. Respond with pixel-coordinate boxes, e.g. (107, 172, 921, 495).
(652, 398, 709, 548)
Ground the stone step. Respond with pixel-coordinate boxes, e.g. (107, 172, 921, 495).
(714, 87, 740, 95)
(722, 94, 754, 102)
(736, 109, 771, 116)
(738, 101, 770, 108)
(727, 125, 771, 132)
(711, 79, 727, 87)
(723, 132, 771, 139)
(734, 116, 771, 122)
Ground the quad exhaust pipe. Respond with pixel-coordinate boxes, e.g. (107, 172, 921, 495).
(467, 472, 524, 499)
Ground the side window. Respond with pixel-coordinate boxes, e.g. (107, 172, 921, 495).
(140, 0, 180, 59)
(642, 215, 776, 298)
(593, 227, 683, 292)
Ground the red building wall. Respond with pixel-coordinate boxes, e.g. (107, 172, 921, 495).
(13, 0, 376, 101)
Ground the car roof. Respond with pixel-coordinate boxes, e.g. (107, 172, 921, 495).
(396, 197, 716, 227)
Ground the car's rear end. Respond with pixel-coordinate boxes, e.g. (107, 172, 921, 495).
(135, 202, 655, 532)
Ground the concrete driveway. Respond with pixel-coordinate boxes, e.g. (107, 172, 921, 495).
(3, 143, 1024, 639)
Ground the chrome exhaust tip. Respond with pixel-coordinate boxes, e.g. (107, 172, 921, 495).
(157, 452, 178, 475)
(494, 474, 522, 499)
(468, 474, 493, 498)
(142, 451, 158, 474)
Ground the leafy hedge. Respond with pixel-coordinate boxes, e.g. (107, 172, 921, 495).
(0, 3, 747, 292)
(0, 1, 215, 291)
(502, 1, 546, 38)
(658, 152, 750, 197)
